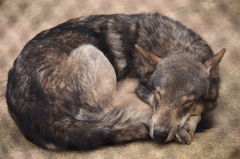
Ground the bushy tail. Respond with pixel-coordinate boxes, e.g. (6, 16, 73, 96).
(30, 103, 152, 150)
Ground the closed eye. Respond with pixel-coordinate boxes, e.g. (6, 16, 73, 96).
(182, 100, 194, 107)
(181, 95, 195, 107)
(182, 101, 194, 114)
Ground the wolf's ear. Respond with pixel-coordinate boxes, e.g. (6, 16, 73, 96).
(135, 44, 160, 73)
(203, 48, 226, 104)
(204, 48, 226, 71)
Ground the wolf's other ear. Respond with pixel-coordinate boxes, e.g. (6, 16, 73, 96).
(204, 48, 226, 71)
(135, 44, 160, 73)
(203, 48, 225, 104)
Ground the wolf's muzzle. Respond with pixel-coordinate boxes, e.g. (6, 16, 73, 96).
(153, 129, 168, 143)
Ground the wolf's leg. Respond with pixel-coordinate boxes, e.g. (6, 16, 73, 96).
(174, 104, 203, 144)
(69, 45, 117, 120)
(174, 115, 201, 144)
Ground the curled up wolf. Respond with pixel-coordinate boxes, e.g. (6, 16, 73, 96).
(6, 13, 225, 150)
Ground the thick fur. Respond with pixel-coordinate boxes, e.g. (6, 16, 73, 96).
(6, 13, 225, 150)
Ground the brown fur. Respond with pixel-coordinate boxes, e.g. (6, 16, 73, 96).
(6, 13, 225, 150)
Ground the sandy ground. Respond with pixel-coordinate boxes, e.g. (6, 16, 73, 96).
(0, 0, 239, 159)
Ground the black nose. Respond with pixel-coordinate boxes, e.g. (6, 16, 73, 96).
(153, 129, 168, 143)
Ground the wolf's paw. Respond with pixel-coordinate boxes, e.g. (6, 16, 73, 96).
(174, 124, 193, 145)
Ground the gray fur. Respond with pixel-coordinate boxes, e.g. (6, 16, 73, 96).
(6, 13, 225, 150)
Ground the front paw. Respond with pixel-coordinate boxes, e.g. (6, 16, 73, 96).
(174, 124, 193, 144)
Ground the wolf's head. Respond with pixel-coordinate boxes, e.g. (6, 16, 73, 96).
(135, 44, 225, 143)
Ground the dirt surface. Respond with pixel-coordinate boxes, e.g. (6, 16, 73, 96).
(0, 0, 239, 159)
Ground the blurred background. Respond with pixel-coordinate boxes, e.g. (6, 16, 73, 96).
(0, 0, 239, 158)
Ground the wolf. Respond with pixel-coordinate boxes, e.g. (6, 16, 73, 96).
(6, 13, 225, 150)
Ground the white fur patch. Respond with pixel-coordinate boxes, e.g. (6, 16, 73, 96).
(44, 142, 58, 150)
